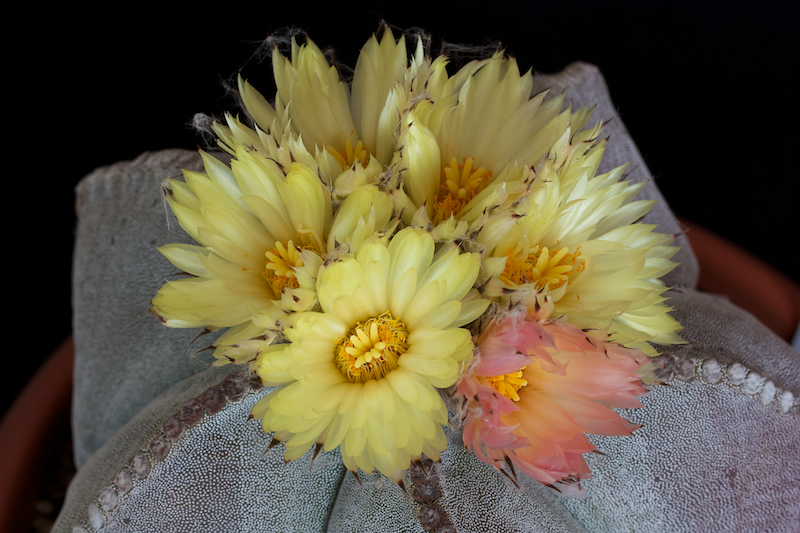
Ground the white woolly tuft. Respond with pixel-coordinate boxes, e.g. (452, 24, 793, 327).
(189, 113, 218, 147)
(439, 40, 504, 68)
(252, 26, 306, 60)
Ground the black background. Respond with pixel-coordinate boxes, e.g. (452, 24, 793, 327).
(4, 2, 797, 418)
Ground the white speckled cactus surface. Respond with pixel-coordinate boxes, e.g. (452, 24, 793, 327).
(57, 44, 799, 533)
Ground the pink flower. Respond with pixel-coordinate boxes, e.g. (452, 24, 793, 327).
(457, 309, 652, 487)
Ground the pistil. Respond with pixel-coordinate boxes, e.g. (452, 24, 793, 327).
(326, 138, 371, 170)
(500, 246, 585, 290)
(335, 311, 409, 383)
(263, 240, 303, 295)
(432, 157, 493, 224)
(486, 368, 528, 401)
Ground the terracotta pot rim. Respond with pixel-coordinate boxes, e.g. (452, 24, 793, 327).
(0, 335, 74, 533)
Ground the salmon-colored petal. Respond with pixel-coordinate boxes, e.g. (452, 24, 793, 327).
(458, 311, 652, 486)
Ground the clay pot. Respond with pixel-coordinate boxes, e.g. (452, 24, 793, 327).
(0, 336, 74, 533)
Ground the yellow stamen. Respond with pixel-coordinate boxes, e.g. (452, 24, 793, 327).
(326, 138, 370, 170)
(486, 368, 528, 401)
(432, 157, 493, 224)
(335, 312, 409, 383)
(263, 240, 303, 295)
(500, 246, 585, 290)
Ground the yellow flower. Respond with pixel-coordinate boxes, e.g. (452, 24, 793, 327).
(392, 51, 600, 242)
(214, 27, 412, 198)
(479, 146, 684, 355)
(251, 228, 489, 480)
(151, 145, 393, 364)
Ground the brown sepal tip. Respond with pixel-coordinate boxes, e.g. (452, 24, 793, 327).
(503, 454, 518, 479)
(544, 482, 562, 493)
(311, 442, 324, 462)
(499, 465, 520, 489)
(148, 307, 167, 323)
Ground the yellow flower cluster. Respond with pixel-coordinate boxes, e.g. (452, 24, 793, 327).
(151, 27, 683, 482)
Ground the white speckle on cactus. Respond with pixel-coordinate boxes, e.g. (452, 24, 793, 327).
(676, 359, 696, 381)
(727, 363, 747, 385)
(760, 381, 776, 406)
(87, 502, 103, 530)
(701, 359, 721, 384)
(130, 453, 150, 479)
(742, 372, 763, 395)
(114, 469, 133, 496)
(779, 390, 795, 414)
(99, 485, 118, 511)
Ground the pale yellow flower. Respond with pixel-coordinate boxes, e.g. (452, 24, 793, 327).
(214, 28, 412, 198)
(478, 144, 684, 355)
(251, 228, 489, 480)
(392, 52, 596, 240)
(152, 145, 393, 364)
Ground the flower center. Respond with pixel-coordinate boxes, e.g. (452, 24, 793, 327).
(263, 240, 303, 295)
(500, 246, 585, 290)
(432, 157, 493, 225)
(486, 368, 528, 401)
(326, 138, 370, 170)
(335, 312, 409, 383)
